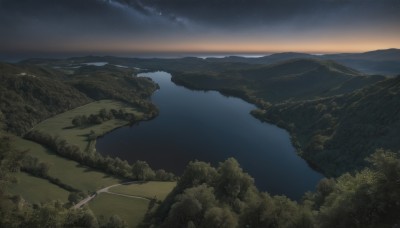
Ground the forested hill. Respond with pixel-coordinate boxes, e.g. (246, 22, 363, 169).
(206, 48, 400, 76)
(172, 59, 385, 104)
(0, 62, 91, 135)
(252, 75, 400, 176)
(0, 62, 158, 135)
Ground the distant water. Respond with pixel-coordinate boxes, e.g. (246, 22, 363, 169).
(84, 62, 108, 66)
(96, 71, 323, 200)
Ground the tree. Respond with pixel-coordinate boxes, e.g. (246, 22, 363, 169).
(203, 207, 238, 228)
(99, 108, 108, 120)
(101, 215, 127, 228)
(65, 209, 99, 228)
(38, 162, 50, 177)
(72, 115, 84, 127)
(215, 158, 254, 205)
(68, 192, 87, 204)
(131, 160, 155, 180)
(178, 161, 218, 189)
(164, 184, 217, 227)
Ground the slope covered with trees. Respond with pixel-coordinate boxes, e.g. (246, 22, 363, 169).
(172, 59, 384, 105)
(0, 62, 159, 136)
(252, 75, 400, 176)
(205, 48, 400, 76)
(0, 63, 91, 135)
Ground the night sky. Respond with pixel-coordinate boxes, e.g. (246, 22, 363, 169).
(1, 0, 399, 59)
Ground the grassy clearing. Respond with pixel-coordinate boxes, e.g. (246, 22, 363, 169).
(109, 181, 176, 201)
(10, 100, 140, 192)
(32, 100, 144, 152)
(89, 193, 149, 227)
(8, 172, 70, 204)
(11, 136, 122, 192)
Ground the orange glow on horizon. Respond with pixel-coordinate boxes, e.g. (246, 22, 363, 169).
(6, 31, 399, 55)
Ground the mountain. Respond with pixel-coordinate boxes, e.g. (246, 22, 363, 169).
(20, 48, 400, 76)
(206, 52, 314, 64)
(324, 48, 400, 61)
(172, 58, 385, 104)
(252, 75, 400, 176)
(323, 49, 400, 76)
(205, 49, 400, 76)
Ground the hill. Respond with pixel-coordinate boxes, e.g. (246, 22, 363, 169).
(252, 75, 400, 176)
(206, 52, 314, 64)
(20, 48, 400, 76)
(323, 49, 400, 76)
(0, 62, 91, 135)
(205, 49, 400, 76)
(0, 62, 158, 136)
(171, 58, 385, 105)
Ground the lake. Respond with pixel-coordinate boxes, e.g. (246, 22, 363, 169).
(96, 71, 323, 200)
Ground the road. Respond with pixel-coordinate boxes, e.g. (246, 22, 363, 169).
(72, 181, 149, 209)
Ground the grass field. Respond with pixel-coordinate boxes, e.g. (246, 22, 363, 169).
(7, 100, 157, 226)
(89, 193, 150, 227)
(109, 181, 176, 201)
(8, 172, 70, 204)
(11, 136, 123, 192)
(32, 100, 144, 152)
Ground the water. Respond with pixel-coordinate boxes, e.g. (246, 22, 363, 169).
(84, 62, 108, 66)
(96, 71, 323, 200)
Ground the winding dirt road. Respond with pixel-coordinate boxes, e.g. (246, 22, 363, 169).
(73, 181, 149, 209)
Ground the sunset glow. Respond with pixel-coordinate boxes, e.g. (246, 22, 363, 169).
(1, 0, 399, 59)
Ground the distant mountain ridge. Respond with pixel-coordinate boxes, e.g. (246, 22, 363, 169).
(19, 48, 400, 76)
(171, 58, 385, 104)
(206, 48, 400, 76)
(19, 56, 386, 104)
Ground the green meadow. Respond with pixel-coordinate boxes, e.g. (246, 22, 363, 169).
(32, 100, 144, 152)
(12, 136, 122, 192)
(6, 100, 176, 227)
(89, 193, 150, 227)
(109, 181, 177, 201)
(8, 172, 70, 204)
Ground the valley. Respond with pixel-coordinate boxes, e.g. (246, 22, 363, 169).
(0, 49, 399, 227)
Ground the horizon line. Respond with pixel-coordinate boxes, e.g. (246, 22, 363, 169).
(1, 48, 399, 62)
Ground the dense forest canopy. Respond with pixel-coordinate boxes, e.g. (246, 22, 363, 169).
(253, 75, 400, 176)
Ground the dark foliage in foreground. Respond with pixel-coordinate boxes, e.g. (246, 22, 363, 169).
(1, 131, 399, 227)
(146, 151, 400, 228)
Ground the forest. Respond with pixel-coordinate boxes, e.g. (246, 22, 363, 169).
(252, 75, 400, 176)
(1, 134, 399, 227)
(1, 56, 399, 227)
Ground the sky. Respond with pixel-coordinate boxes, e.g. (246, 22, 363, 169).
(0, 0, 399, 59)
